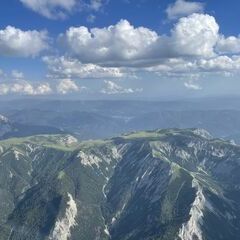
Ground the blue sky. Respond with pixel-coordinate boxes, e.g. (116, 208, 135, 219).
(0, 0, 240, 98)
(1, 0, 240, 35)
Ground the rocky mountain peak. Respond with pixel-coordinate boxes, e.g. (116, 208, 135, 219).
(192, 128, 213, 139)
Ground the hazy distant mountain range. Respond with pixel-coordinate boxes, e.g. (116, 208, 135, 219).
(0, 114, 63, 140)
(1, 99, 240, 142)
(1, 99, 240, 239)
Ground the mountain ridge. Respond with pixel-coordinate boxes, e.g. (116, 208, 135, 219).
(0, 128, 239, 240)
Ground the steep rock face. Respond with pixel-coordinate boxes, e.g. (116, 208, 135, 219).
(0, 129, 240, 240)
(50, 193, 78, 240)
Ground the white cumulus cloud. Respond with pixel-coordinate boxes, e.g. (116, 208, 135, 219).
(20, 0, 108, 19)
(166, 0, 204, 20)
(0, 26, 48, 57)
(60, 14, 220, 67)
(88, 0, 105, 11)
(43, 56, 125, 79)
(0, 84, 9, 95)
(198, 56, 240, 72)
(20, 0, 76, 19)
(216, 36, 240, 54)
(184, 80, 202, 90)
(0, 81, 52, 95)
(60, 19, 159, 66)
(101, 80, 142, 95)
(171, 13, 219, 58)
(11, 70, 24, 79)
(57, 79, 79, 94)
(35, 83, 52, 95)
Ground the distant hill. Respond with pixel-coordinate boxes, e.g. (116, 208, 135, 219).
(5, 108, 240, 142)
(0, 114, 64, 140)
